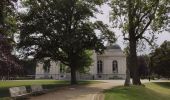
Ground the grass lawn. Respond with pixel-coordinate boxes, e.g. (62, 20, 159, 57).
(104, 82, 170, 100)
(0, 80, 99, 99)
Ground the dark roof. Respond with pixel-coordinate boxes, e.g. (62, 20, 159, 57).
(106, 44, 121, 50)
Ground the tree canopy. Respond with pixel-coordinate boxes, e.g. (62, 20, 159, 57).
(150, 41, 170, 78)
(18, 0, 115, 84)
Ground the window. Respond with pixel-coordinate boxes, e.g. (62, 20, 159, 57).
(97, 60, 103, 74)
(60, 63, 66, 73)
(43, 60, 51, 73)
(112, 60, 118, 73)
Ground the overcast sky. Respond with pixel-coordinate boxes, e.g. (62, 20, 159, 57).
(96, 4, 170, 54)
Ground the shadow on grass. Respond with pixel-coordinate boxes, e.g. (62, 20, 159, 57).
(154, 82, 170, 89)
(104, 82, 170, 100)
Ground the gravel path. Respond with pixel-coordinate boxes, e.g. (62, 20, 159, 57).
(30, 80, 151, 100)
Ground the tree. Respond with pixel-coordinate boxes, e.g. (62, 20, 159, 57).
(77, 50, 93, 74)
(20, 59, 37, 76)
(18, 0, 115, 84)
(0, 0, 21, 79)
(110, 0, 170, 85)
(0, 0, 17, 36)
(138, 55, 149, 78)
(150, 41, 170, 78)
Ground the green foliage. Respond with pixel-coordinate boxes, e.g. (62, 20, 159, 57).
(150, 41, 170, 77)
(20, 59, 37, 75)
(110, 0, 169, 35)
(77, 50, 93, 74)
(0, 0, 17, 37)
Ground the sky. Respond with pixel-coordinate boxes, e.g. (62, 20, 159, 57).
(96, 4, 170, 54)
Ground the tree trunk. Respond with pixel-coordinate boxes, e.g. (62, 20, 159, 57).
(124, 55, 131, 86)
(128, 0, 141, 85)
(70, 64, 77, 85)
(129, 40, 141, 85)
(124, 66, 131, 86)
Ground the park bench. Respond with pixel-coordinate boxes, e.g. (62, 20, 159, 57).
(9, 86, 30, 99)
(31, 84, 47, 94)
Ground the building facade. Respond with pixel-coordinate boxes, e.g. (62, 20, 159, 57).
(35, 43, 127, 80)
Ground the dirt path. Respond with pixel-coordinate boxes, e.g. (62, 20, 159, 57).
(29, 80, 125, 100)
(30, 80, 152, 100)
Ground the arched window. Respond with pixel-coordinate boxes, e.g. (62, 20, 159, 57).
(112, 60, 118, 73)
(97, 60, 103, 74)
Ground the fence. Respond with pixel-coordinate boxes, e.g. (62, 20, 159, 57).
(35, 74, 126, 80)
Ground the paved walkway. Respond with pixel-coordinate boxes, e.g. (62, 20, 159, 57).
(30, 80, 150, 100)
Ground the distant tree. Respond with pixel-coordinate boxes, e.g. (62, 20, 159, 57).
(110, 0, 170, 85)
(77, 50, 93, 74)
(20, 59, 36, 75)
(18, 0, 115, 84)
(138, 56, 149, 78)
(150, 41, 170, 78)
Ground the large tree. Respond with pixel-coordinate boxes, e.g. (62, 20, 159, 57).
(110, 0, 170, 85)
(18, 0, 115, 84)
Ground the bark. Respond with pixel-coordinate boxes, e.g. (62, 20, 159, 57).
(129, 40, 141, 85)
(124, 66, 131, 86)
(70, 64, 77, 85)
(128, 0, 141, 85)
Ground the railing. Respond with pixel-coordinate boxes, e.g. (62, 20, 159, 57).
(0, 74, 126, 80)
(35, 74, 126, 80)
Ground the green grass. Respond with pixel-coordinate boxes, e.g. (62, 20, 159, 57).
(104, 82, 170, 100)
(0, 80, 99, 99)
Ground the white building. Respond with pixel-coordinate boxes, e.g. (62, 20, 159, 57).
(35, 43, 127, 80)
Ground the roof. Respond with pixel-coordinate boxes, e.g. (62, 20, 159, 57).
(106, 43, 121, 50)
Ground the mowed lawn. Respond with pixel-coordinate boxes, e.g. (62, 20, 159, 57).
(0, 80, 98, 99)
(104, 82, 170, 100)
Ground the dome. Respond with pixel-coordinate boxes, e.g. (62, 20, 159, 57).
(106, 43, 121, 50)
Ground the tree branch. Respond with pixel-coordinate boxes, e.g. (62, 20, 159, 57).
(141, 36, 152, 46)
(136, 0, 159, 39)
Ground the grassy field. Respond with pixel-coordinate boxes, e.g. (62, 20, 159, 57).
(0, 80, 98, 99)
(104, 82, 170, 100)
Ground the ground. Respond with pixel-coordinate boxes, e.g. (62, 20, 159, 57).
(0, 80, 97, 99)
(31, 80, 124, 100)
(0, 80, 170, 100)
(30, 80, 125, 100)
(104, 81, 170, 100)
(29, 80, 170, 100)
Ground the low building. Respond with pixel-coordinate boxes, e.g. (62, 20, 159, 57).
(35, 43, 126, 80)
